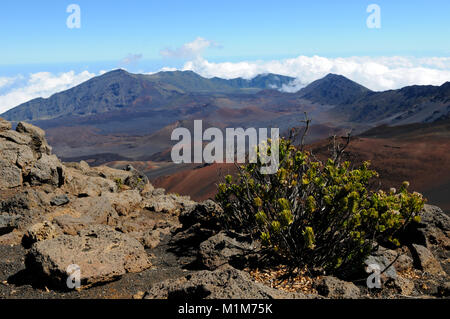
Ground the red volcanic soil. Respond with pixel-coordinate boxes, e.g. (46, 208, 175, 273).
(309, 136, 450, 211)
(152, 163, 237, 201)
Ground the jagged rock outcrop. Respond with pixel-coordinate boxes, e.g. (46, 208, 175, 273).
(0, 119, 63, 189)
(0, 119, 197, 288)
(0, 119, 195, 245)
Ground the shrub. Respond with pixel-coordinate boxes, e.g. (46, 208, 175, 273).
(215, 133, 425, 275)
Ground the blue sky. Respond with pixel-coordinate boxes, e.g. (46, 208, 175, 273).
(0, 0, 450, 112)
(1, 0, 449, 67)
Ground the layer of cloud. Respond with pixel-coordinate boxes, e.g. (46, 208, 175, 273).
(1, 54, 449, 115)
(180, 55, 450, 92)
(0, 71, 96, 114)
(160, 37, 221, 59)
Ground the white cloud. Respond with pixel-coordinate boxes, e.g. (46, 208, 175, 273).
(179, 55, 450, 91)
(160, 37, 220, 59)
(0, 76, 18, 89)
(0, 71, 96, 114)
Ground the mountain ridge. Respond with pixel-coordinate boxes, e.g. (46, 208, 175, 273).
(1, 70, 296, 122)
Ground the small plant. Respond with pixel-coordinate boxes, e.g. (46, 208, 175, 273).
(114, 177, 124, 190)
(215, 120, 425, 275)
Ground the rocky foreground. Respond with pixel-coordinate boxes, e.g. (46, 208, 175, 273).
(0, 118, 449, 299)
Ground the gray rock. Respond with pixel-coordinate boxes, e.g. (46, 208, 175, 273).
(60, 194, 119, 227)
(145, 266, 311, 299)
(28, 154, 64, 186)
(0, 159, 22, 188)
(16, 121, 52, 154)
(0, 130, 32, 145)
(50, 194, 70, 206)
(0, 138, 35, 175)
(314, 276, 361, 298)
(26, 225, 151, 288)
(411, 244, 445, 276)
(52, 215, 92, 236)
(142, 192, 194, 216)
(15, 144, 36, 169)
(179, 200, 222, 230)
(198, 231, 258, 270)
(414, 205, 450, 249)
(0, 213, 20, 235)
(64, 166, 117, 197)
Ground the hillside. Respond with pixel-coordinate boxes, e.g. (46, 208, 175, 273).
(295, 73, 372, 105)
(331, 81, 450, 125)
(2, 71, 449, 165)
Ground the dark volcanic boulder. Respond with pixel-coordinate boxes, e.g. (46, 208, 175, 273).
(179, 199, 222, 230)
(198, 231, 259, 270)
(170, 200, 223, 252)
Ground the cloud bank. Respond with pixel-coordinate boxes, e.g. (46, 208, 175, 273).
(0, 71, 96, 114)
(180, 55, 450, 92)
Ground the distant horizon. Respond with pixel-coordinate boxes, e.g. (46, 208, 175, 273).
(1, 1, 449, 112)
(3, 66, 450, 117)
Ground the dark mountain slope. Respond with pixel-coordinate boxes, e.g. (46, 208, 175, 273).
(296, 73, 372, 105)
(1, 69, 174, 122)
(331, 81, 450, 124)
(2, 70, 295, 123)
(145, 71, 295, 92)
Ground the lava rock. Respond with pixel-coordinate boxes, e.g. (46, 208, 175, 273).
(26, 225, 151, 288)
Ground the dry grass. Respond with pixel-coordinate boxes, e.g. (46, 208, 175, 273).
(246, 266, 318, 294)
